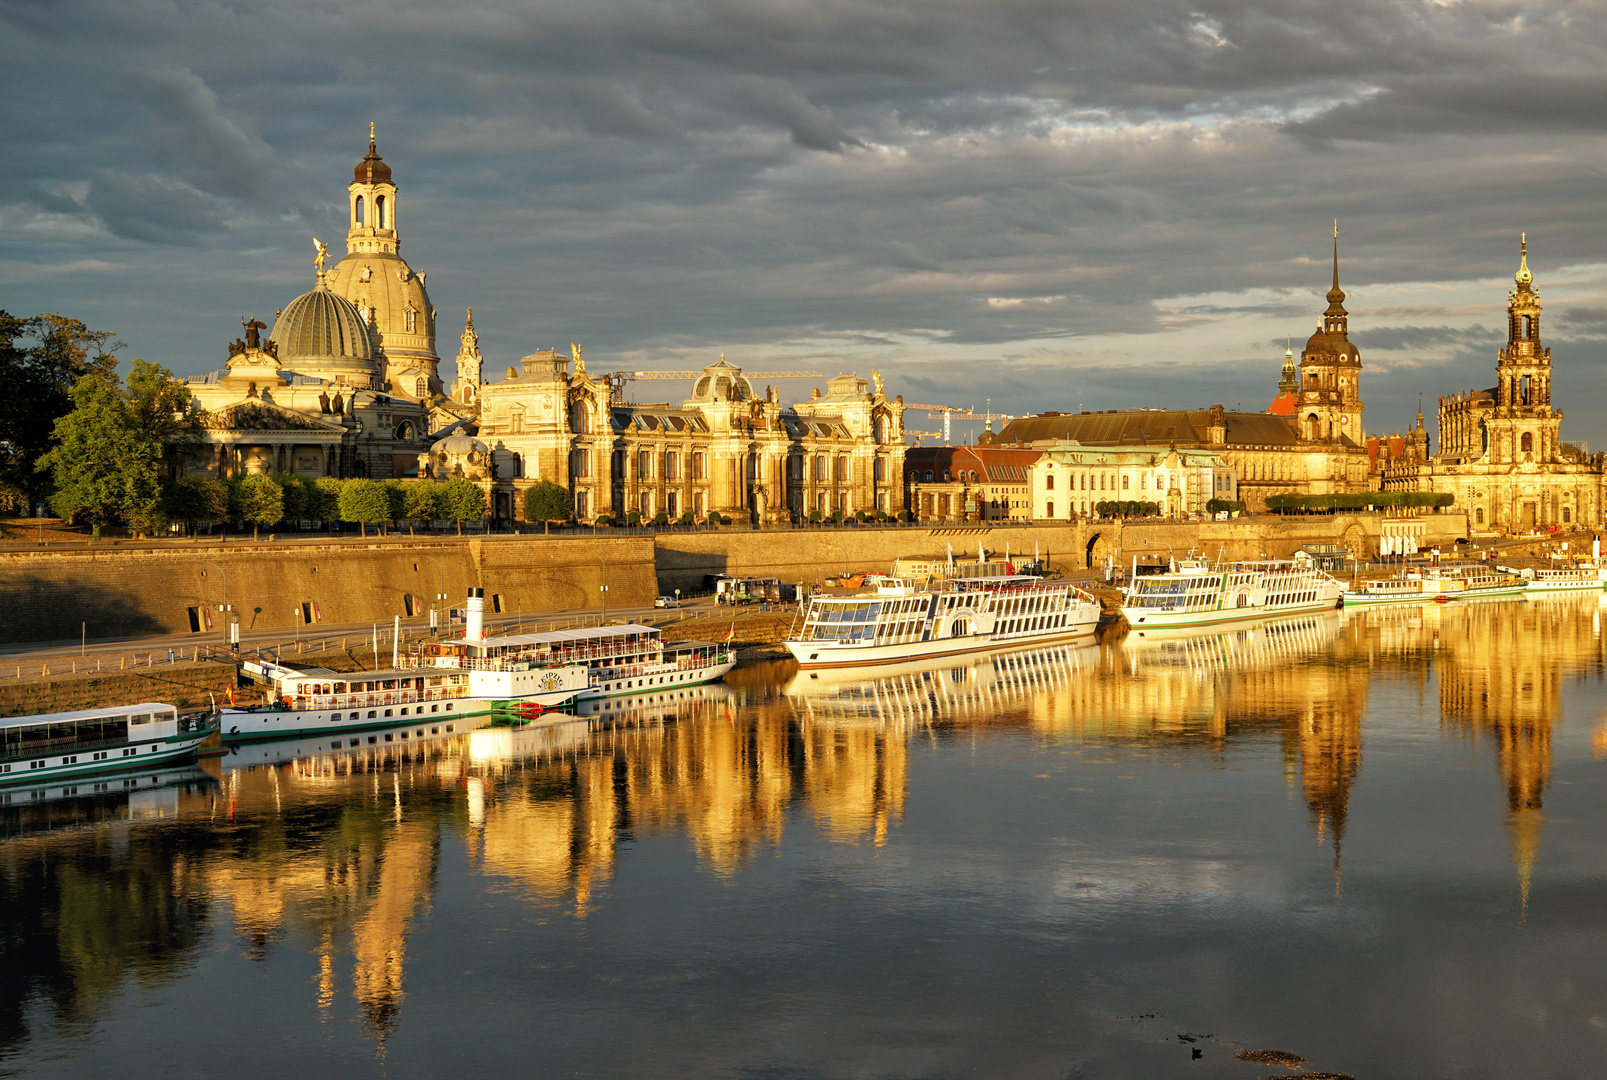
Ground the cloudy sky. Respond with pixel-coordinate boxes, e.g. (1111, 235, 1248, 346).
(4, 0, 1607, 447)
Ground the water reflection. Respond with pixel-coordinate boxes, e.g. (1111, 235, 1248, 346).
(0, 592, 1603, 1066)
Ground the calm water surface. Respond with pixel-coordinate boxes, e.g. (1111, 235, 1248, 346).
(5, 595, 1607, 1078)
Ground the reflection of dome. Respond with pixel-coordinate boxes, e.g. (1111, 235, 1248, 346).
(689, 356, 754, 402)
(270, 282, 376, 375)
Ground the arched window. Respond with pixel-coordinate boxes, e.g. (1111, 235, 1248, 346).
(924, 470, 934, 482)
(405, 307, 417, 334)
(1521, 432, 1534, 453)
(1563, 506, 1572, 524)
(1045, 474, 1055, 491)
(942, 470, 951, 482)
(1522, 375, 1531, 405)
(638, 450, 653, 478)
(568, 400, 588, 434)
(511, 453, 523, 479)
(1047, 501, 1054, 518)
(1522, 314, 1532, 339)
(376, 195, 387, 229)
(1476, 508, 1485, 525)
(874, 458, 885, 482)
(354, 195, 365, 225)
(1122, 475, 1130, 490)
(414, 376, 427, 398)
(838, 455, 850, 482)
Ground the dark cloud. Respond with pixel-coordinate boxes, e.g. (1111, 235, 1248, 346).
(4, 0, 1607, 446)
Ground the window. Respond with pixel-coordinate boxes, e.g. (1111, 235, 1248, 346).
(640, 492, 652, 517)
(355, 195, 365, 225)
(924, 470, 934, 482)
(570, 449, 590, 478)
(1564, 506, 1572, 524)
(1521, 432, 1534, 453)
(1045, 474, 1055, 491)
(874, 457, 885, 482)
(837, 455, 850, 483)
(665, 452, 679, 480)
(693, 452, 706, 480)
(1122, 475, 1129, 490)
(816, 455, 827, 481)
(638, 450, 653, 478)
(376, 195, 387, 229)
(1047, 501, 1054, 518)
(405, 307, 418, 334)
(415, 376, 427, 397)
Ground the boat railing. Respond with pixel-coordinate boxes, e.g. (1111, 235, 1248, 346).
(289, 686, 470, 711)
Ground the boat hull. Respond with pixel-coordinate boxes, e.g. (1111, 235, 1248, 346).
(222, 697, 492, 743)
(1, 726, 215, 787)
(785, 622, 1098, 669)
(581, 658, 737, 697)
(1123, 597, 1339, 630)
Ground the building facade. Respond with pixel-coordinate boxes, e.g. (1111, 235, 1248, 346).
(1382, 240, 1604, 529)
(1028, 444, 1235, 520)
(902, 445, 1041, 522)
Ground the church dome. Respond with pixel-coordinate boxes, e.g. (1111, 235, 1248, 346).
(355, 137, 391, 183)
(269, 280, 377, 376)
(689, 356, 754, 402)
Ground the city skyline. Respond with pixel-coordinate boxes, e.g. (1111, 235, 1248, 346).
(6, 1, 1607, 445)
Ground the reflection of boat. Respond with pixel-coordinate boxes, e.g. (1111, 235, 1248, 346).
(784, 574, 1101, 669)
(1120, 559, 1343, 629)
(1119, 610, 1344, 666)
(1, 703, 217, 787)
(576, 681, 738, 724)
(221, 713, 494, 771)
(785, 640, 1103, 726)
(0, 761, 215, 828)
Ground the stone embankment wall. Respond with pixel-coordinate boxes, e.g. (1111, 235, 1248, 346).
(653, 513, 1472, 592)
(0, 535, 656, 645)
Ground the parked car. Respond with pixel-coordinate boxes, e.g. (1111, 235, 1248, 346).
(654, 596, 681, 608)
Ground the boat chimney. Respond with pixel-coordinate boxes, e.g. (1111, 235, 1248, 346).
(465, 588, 485, 640)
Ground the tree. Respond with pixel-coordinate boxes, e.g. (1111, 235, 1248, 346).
(232, 475, 284, 540)
(652, 510, 670, 526)
(311, 477, 344, 523)
(404, 481, 443, 524)
(36, 372, 145, 537)
(678, 511, 695, 526)
(337, 478, 391, 537)
(273, 474, 312, 523)
(439, 478, 487, 535)
(164, 475, 229, 536)
(0, 311, 121, 509)
(522, 480, 574, 533)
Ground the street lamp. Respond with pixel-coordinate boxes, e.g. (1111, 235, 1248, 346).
(419, 553, 447, 633)
(199, 561, 235, 651)
(600, 583, 609, 623)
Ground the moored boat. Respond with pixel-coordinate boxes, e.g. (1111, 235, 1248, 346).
(1120, 558, 1343, 630)
(1, 703, 216, 787)
(784, 573, 1102, 669)
(1521, 564, 1606, 592)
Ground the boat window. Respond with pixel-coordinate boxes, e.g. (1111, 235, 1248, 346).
(129, 713, 151, 726)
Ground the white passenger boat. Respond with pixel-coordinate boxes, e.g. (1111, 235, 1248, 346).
(223, 661, 508, 743)
(1341, 576, 1435, 606)
(418, 624, 736, 700)
(1, 703, 216, 787)
(783, 574, 1102, 670)
(1430, 566, 1528, 600)
(1521, 565, 1606, 592)
(1120, 558, 1343, 631)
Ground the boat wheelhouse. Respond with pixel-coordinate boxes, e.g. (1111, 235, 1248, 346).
(1, 703, 215, 786)
(1120, 558, 1343, 630)
(784, 575, 1102, 669)
(420, 624, 735, 699)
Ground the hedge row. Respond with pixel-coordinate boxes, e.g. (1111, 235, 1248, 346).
(1264, 491, 1454, 512)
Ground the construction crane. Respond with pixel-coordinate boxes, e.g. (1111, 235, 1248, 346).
(603, 369, 823, 404)
(904, 430, 942, 447)
(901, 403, 974, 446)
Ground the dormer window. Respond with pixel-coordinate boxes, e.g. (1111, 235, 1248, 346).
(405, 307, 418, 334)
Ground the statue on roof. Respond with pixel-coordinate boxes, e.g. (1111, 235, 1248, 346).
(571, 342, 585, 375)
(242, 316, 267, 350)
(312, 237, 329, 275)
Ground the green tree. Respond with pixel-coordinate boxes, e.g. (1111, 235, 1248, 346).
(380, 480, 408, 527)
(163, 475, 230, 536)
(439, 478, 487, 535)
(311, 477, 344, 523)
(337, 478, 391, 537)
(232, 475, 284, 540)
(522, 480, 573, 533)
(0, 311, 122, 508)
(35, 371, 145, 537)
(273, 474, 312, 523)
(403, 481, 443, 524)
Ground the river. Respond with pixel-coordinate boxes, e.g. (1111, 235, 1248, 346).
(3, 592, 1606, 1078)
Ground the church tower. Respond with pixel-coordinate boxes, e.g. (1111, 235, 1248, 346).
(325, 125, 443, 404)
(1486, 236, 1560, 465)
(1296, 224, 1365, 443)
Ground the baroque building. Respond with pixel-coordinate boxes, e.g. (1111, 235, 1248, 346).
(185, 131, 435, 479)
(985, 231, 1372, 513)
(1381, 239, 1604, 529)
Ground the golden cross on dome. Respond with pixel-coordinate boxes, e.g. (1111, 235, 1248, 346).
(370, 120, 376, 142)
(1333, 219, 1338, 239)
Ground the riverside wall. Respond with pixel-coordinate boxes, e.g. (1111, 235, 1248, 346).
(653, 512, 1472, 592)
(0, 535, 657, 645)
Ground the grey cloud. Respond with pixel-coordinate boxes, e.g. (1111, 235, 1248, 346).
(1564, 308, 1607, 325)
(83, 170, 228, 244)
(1349, 324, 1495, 351)
(731, 77, 864, 151)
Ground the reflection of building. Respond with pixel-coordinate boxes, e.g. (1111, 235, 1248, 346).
(1382, 240, 1604, 528)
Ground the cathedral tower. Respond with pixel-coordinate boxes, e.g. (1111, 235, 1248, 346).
(325, 125, 443, 404)
(1487, 236, 1560, 464)
(1296, 224, 1365, 443)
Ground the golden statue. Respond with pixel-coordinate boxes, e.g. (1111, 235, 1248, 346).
(872, 369, 884, 396)
(571, 342, 585, 375)
(312, 237, 329, 273)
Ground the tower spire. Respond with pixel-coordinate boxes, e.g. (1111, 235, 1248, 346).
(1516, 231, 1533, 287)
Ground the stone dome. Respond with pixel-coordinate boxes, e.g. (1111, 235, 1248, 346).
(269, 280, 377, 377)
(355, 138, 391, 183)
(690, 357, 754, 402)
(324, 250, 435, 365)
(419, 434, 491, 481)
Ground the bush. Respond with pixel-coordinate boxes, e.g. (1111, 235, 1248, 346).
(831, 510, 845, 523)
(706, 511, 722, 527)
(626, 511, 642, 526)
(1205, 498, 1247, 515)
(897, 510, 914, 522)
(809, 509, 823, 523)
(719, 515, 731, 525)
(652, 511, 670, 525)
(679, 511, 695, 525)
(593, 513, 613, 527)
